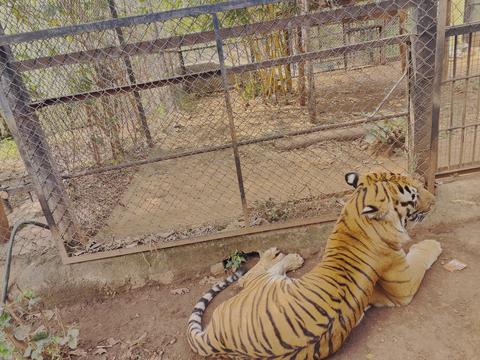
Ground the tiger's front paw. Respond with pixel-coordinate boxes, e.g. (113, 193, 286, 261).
(410, 239, 442, 269)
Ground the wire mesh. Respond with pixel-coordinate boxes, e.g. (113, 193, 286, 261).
(0, 0, 457, 258)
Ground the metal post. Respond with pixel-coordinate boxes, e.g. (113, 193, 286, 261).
(0, 29, 84, 257)
(301, 0, 317, 123)
(107, 0, 153, 148)
(211, 13, 249, 223)
(409, 0, 438, 189)
(428, 0, 449, 191)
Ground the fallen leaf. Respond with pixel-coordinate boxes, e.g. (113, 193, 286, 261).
(443, 259, 467, 272)
(13, 324, 31, 341)
(67, 327, 80, 349)
(170, 288, 190, 295)
(129, 332, 147, 347)
(70, 349, 88, 357)
(366, 354, 375, 359)
(451, 199, 477, 205)
(93, 348, 107, 355)
(42, 309, 55, 321)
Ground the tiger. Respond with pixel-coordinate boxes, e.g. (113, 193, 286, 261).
(187, 171, 442, 359)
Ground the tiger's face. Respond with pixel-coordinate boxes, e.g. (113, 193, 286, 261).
(345, 171, 435, 239)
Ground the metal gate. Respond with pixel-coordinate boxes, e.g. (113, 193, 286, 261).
(436, 15, 480, 177)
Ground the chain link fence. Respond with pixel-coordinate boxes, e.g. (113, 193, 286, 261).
(0, 0, 454, 261)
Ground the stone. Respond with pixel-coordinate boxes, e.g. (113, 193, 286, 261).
(210, 262, 225, 276)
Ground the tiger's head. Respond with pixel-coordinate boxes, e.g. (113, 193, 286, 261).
(344, 171, 435, 248)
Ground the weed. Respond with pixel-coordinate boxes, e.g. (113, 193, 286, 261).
(0, 289, 80, 360)
(0, 138, 20, 162)
(224, 250, 247, 271)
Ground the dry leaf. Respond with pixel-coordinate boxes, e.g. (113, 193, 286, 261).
(443, 259, 467, 272)
(451, 199, 477, 205)
(170, 288, 190, 295)
(129, 332, 147, 347)
(93, 348, 108, 355)
(70, 349, 88, 357)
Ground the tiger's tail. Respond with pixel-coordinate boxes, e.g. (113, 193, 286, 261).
(187, 267, 247, 354)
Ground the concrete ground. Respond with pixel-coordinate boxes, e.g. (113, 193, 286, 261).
(1, 173, 480, 359)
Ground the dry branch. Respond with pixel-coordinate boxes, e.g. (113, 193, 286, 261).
(274, 126, 367, 151)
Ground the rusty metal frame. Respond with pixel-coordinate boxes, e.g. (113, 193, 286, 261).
(429, 0, 448, 192)
(12, 0, 415, 73)
(64, 212, 339, 264)
(30, 34, 409, 110)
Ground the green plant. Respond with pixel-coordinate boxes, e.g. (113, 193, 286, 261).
(0, 289, 79, 360)
(366, 117, 407, 146)
(0, 138, 20, 161)
(224, 250, 247, 271)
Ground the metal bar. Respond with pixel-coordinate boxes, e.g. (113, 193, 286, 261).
(30, 35, 409, 110)
(0, 0, 286, 46)
(212, 13, 249, 223)
(30, 70, 221, 109)
(0, 184, 34, 196)
(428, 0, 448, 191)
(473, 125, 479, 162)
(458, 33, 473, 166)
(445, 21, 480, 37)
(63, 213, 340, 264)
(108, 0, 153, 148)
(436, 162, 480, 178)
(0, 29, 85, 254)
(441, 121, 480, 132)
(300, 0, 317, 123)
(61, 112, 407, 180)
(369, 69, 408, 118)
(410, 0, 438, 185)
(447, 35, 458, 169)
(345, 25, 383, 33)
(13, 0, 415, 73)
(441, 73, 480, 84)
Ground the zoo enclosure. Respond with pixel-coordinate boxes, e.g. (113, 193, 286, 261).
(0, 0, 475, 263)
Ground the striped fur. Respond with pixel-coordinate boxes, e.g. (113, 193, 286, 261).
(187, 172, 441, 359)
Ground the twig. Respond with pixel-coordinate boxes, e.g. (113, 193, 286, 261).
(368, 69, 408, 119)
(54, 307, 67, 336)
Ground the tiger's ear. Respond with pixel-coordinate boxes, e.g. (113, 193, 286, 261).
(345, 172, 359, 188)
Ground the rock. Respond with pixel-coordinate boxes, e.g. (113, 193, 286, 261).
(150, 270, 174, 285)
(210, 262, 225, 276)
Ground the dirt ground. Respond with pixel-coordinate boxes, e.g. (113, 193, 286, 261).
(40, 175, 480, 360)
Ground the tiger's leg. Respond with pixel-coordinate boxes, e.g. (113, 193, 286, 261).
(370, 239, 442, 307)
